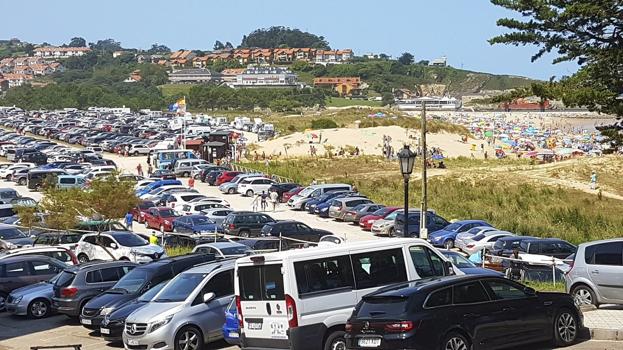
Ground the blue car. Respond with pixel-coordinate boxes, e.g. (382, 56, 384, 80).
(440, 249, 504, 277)
(428, 220, 492, 249)
(135, 179, 181, 196)
(172, 214, 222, 234)
(305, 191, 348, 213)
(222, 298, 239, 345)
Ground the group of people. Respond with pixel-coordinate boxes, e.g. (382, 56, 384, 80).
(251, 190, 280, 212)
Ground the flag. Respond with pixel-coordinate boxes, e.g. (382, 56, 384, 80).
(176, 97, 186, 113)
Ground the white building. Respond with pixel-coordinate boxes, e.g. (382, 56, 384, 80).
(33, 46, 91, 59)
(429, 56, 448, 67)
(168, 68, 218, 83)
(231, 66, 299, 88)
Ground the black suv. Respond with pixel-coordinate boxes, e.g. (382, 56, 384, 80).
(222, 211, 275, 238)
(51, 261, 137, 318)
(268, 183, 300, 201)
(79, 253, 215, 330)
(260, 220, 332, 247)
(518, 238, 577, 259)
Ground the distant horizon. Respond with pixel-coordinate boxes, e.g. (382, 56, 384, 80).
(2, 0, 580, 80)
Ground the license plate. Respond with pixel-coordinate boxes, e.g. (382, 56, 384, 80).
(100, 328, 110, 334)
(81, 318, 92, 325)
(358, 338, 381, 348)
(247, 322, 263, 330)
(228, 331, 239, 338)
(128, 339, 139, 346)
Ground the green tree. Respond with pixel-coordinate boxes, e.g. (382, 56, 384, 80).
(23, 43, 34, 56)
(240, 26, 330, 49)
(68, 37, 87, 47)
(147, 43, 170, 54)
(398, 52, 414, 65)
(213, 40, 225, 50)
(89, 38, 122, 53)
(382, 92, 394, 106)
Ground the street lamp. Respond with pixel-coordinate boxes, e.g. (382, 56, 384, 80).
(398, 145, 416, 238)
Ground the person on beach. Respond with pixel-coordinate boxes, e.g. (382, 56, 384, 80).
(590, 171, 597, 190)
(147, 163, 153, 177)
(188, 176, 195, 189)
(251, 194, 260, 212)
(136, 163, 143, 177)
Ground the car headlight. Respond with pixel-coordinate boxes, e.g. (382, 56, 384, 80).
(149, 314, 174, 333)
(100, 307, 115, 316)
(11, 295, 22, 304)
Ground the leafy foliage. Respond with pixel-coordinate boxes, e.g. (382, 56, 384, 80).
(147, 43, 170, 54)
(89, 38, 123, 53)
(67, 37, 87, 47)
(240, 26, 330, 49)
(310, 118, 338, 129)
(398, 52, 414, 65)
(188, 85, 325, 111)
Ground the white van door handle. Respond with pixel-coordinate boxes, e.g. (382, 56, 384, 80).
(266, 302, 272, 315)
(590, 270, 599, 274)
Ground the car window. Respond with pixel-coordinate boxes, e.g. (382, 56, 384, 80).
(100, 267, 120, 282)
(453, 282, 490, 304)
(204, 269, 234, 298)
(86, 270, 103, 283)
(351, 248, 407, 289)
(484, 280, 527, 300)
(588, 242, 623, 266)
(238, 264, 284, 301)
(31, 260, 62, 275)
(5, 262, 28, 277)
(409, 246, 445, 278)
(296, 223, 311, 233)
(426, 287, 452, 308)
(294, 255, 354, 295)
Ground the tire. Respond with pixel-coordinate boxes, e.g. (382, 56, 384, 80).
(246, 189, 254, 197)
(441, 331, 471, 350)
(553, 309, 579, 347)
(133, 151, 139, 156)
(239, 230, 250, 238)
(571, 285, 598, 307)
(228, 188, 235, 194)
(18, 178, 26, 186)
(77, 254, 89, 264)
(5, 175, 10, 180)
(183, 172, 190, 177)
(444, 239, 455, 249)
(324, 330, 346, 350)
(27, 298, 50, 319)
(175, 325, 203, 350)
(387, 228, 395, 237)
(0, 291, 7, 312)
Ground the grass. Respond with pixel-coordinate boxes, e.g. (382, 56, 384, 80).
(158, 84, 195, 99)
(548, 157, 623, 195)
(524, 280, 566, 293)
(241, 157, 623, 245)
(165, 246, 193, 257)
(325, 97, 382, 108)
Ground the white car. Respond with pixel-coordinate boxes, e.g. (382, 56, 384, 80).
(200, 208, 234, 225)
(370, 210, 402, 236)
(461, 231, 515, 256)
(165, 192, 209, 209)
(0, 163, 35, 180)
(192, 242, 251, 258)
(134, 179, 156, 190)
(188, 196, 230, 206)
(127, 143, 150, 156)
(237, 176, 276, 197)
(178, 201, 229, 215)
(74, 231, 166, 264)
(0, 246, 77, 265)
(139, 185, 188, 200)
(455, 226, 498, 251)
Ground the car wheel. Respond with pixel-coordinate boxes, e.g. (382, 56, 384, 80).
(239, 230, 250, 238)
(387, 228, 395, 237)
(119, 257, 130, 261)
(77, 254, 89, 263)
(228, 188, 235, 194)
(324, 330, 346, 350)
(246, 189, 253, 197)
(0, 291, 7, 311)
(183, 172, 190, 177)
(553, 309, 579, 347)
(133, 151, 139, 156)
(572, 285, 598, 307)
(18, 178, 26, 185)
(5, 175, 11, 180)
(441, 331, 471, 350)
(444, 239, 455, 249)
(28, 298, 50, 319)
(175, 325, 203, 350)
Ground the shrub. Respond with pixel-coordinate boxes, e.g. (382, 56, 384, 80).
(311, 118, 338, 129)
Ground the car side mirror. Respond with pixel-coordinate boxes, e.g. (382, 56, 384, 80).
(444, 260, 455, 276)
(203, 292, 216, 304)
(524, 287, 537, 296)
(109, 242, 118, 249)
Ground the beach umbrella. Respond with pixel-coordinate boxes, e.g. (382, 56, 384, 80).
(432, 154, 444, 160)
(484, 131, 493, 137)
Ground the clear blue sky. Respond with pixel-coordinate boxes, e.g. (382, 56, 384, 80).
(2, 0, 578, 80)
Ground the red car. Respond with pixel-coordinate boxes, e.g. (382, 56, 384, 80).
(359, 207, 400, 231)
(281, 186, 303, 203)
(143, 207, 180, 232)
(131, 200, 156, 223)
(216, 171, 242, 186)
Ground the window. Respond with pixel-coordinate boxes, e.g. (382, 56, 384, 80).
(453, 282, 490, 304)
(59, 177, 75, 184)
(484, 280, 527, 300)
(239, 264, 284, 301)
(294, 255, 354, 295)
(86, 270, 103, 283)
(100, 267, 120, 282)
(204, 270, 234, 297)
(84, 236, 97, 245)
(410, 246, 446, 278)
(426, 287, 452, 308)
(591, 242, 623, 266)
(352, 249, 407, 289)
(4, 262, 27, 277)
(296, 223, 311, 233)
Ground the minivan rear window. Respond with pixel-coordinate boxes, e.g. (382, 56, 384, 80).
(239, 264, 284, 301)
(358, 296, 409, 318)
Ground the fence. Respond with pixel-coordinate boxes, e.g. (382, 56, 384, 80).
(229, 163, 295, 184)
(482, 251, 565, 285)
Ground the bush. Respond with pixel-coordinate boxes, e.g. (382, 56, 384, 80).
(311, 118, 338, 129)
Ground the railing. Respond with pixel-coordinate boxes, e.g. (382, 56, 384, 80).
(229, 163, 295, 184)
(482, 251, 564, 285)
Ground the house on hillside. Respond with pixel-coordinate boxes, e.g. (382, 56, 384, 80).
(220, 68, 245, 83)
(48, 62, 65, 73)
(429, 56, 448, 67)
(168, 68, 219, 83)
(30, 64, 54, 76)
(169, 50, 196, 67)
(13, 66, 34, 75)
(124, 69, 142, 83)
(2, 73, 33, 88)
(313, 77, 361, 96)
(230, 66, 299, 88)
(33, 46, 91, 59)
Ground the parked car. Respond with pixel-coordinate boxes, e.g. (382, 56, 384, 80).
(342, 203, 385, 223)
(192, 242, 252, 258)
(6, 271, 62, 318)
(80, 254, 214, 330)
(0, 188, 19, 204)
(173, 159, 207, 177)
(222, 211, 275, 237)
(130, 200, 156, 224)
(237, 177, 276, 197)
(394, 210, 450, 238)
(370, 209, 404, 236)
(518, 238, 577, 260)
(201, 208, 234, 226)
(566, 238, 623, 307)
(0, 224, 33, 250)
(74, 231, 166, 264)
(0, 246, 78, 265)
(33, 232, 83, 252)
(237, 237, 282, 252)
(268, 183, 299, 201)
(454, 226, 499, 251)
(99, 280, 170, 342)
(288, 183, 353, 210)
(179, 201, 229, 216)
(259, 220, 333, 247)
(215, 171, 242, 186)
(0, 255, 67, 311)
(328, 197, 373, 220)
(56, 175, 85, 189)
(173, 215, 222, 234)
(359, 207, 400, 231)
(489, 236, 540, 257)
(123, 260, 235, 350)
(428, 220, 493, 249)
(345, 275, 582, 350)
(143, 207, 181, 232)
(461, 230, 516, 256)
(222, 298, 239, 345)
(281, 186, 303, 203)
(439, 249, 504, 276)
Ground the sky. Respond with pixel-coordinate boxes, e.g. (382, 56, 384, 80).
(1, 0, 579, 80)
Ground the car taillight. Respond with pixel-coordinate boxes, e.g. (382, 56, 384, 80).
(285, 294, 298, 328)
(229, 224, 235, 230)
(60, 287, 78, 298)
(384, 321, 415, 332)
(236, 296, 243, 328)
(345, 322, 352, 332)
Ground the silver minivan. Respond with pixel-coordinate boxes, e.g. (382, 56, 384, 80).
(565, 238, 623, 307)
(328, 197, 372, 220)
(174, 159, 207, 177)
(123, 260, 235, 350)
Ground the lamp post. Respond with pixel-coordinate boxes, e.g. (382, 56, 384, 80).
(398, 145, 416, 238)
(420, 101, 428, 239)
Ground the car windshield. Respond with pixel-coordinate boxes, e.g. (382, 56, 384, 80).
(159, 209, 177, 217)
(154, 273, 206, 302)
(466, 227, 483, 235)
(443, 252, 476, 268)
(220, 246, 251, 255)
(113, 269, 151, 294)
(113, 233, 148, 247)
(137, 280, 169, 302)
(385, 211, 400, 220)
(191, 217, 214, 225)
(298, 187, 314, 197)
(0, 227, 27, 239)
(444, 223, 462, 232)
(138, 201, 155, 209)
(372, 207, 392, 216)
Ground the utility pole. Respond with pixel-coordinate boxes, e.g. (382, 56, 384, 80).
(420, 101, 428, 239)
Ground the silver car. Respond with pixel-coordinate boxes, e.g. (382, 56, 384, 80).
(201, 208, 234, 226)
(565, 238, 623, 307)
(455, 226, 500, 252)
(123, 260, 235, 350)
(460, 231, 515, 256)
(6, 273, 60, 318)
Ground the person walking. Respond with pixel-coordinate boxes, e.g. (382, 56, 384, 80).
(125, 211, 133, 230)
(251, 194, 260, 212)
(260, 191, 268, 211)
(188, 176, 195, 189)
(590, 171, 597, 190)
(270, 190, 279, 212)
(147, 163, 153, 177)
(147, 152, 151, 165)
(136, 163, 143, 177)
(149, 231, 159, 245)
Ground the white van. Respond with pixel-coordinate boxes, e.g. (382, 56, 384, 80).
(235, 238, 459, 350)
(287, 184, 352, 210)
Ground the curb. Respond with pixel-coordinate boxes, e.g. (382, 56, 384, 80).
(589, 328, 623, 341)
